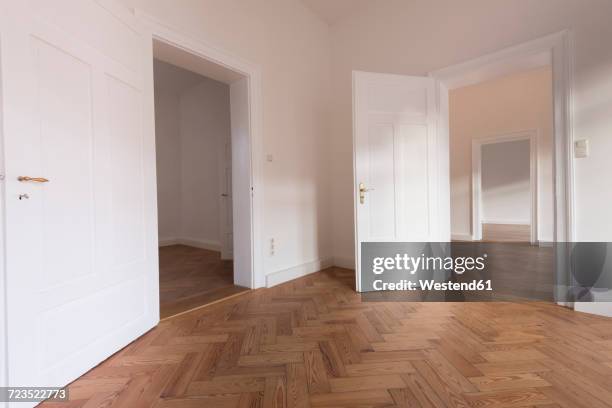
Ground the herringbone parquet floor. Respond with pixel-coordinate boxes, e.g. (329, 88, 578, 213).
(41, 267, 612, 408)
(159, 245, 248, 319)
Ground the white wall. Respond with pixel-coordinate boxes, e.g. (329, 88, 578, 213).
(154, 59, 231, 250)
(121, 0, 333, 278)
(154, 88, 181, 241)
(481, 140, 531, 225)
(179, 80, 231, 248)
(449, 68, 554, 240)
(329, 0, 612, 267)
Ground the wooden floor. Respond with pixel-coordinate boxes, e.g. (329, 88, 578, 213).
(159, 245, 248, 319)
(482, 223, 531, 242)
(461, 241, 554, 302)
(42, 267, 612, 408)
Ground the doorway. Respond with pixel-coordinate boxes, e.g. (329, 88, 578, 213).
(152, 39, 254, 318)
(448, 67, 552, 245)
(472, 133, 538, 243)
(352, 32, 573, 297)
(437, 44, 561, 301)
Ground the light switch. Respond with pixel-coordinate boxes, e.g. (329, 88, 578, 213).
(266, 154, 274, 162)
(574, 139, 589, 158)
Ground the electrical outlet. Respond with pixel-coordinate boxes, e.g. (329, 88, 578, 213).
(270, 238, 275, 256)
(574, 139, 589, 158)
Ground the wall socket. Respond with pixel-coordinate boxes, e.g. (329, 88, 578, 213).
(574, 139, 589, 158)
(270, 238, 275, 256)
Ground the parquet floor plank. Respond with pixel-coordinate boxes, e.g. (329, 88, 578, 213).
(39, 267, 612, 408)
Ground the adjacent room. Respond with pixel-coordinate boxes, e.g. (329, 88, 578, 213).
(449, 66, 554, 245)
(448, 65, 556, 300)
(153, 58, 247, 318)
(152, 38, 256, 318)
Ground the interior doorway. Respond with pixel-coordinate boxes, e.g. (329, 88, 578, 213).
(152, 39, 254, 318)
(472, 133, 538, 243)
(438, 48, 558, 301)
(447, 67, 553, 245)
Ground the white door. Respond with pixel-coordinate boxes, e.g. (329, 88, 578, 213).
(353, 71, 450, 291)
(230, 78, 253, 288)
(1, 0, 158, 398)
(219, 138, 233, 260)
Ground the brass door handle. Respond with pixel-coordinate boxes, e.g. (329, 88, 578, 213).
(18, 176, 49, 183)
(359, 182, 373, 204)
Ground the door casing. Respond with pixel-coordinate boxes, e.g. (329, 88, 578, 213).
(471, 130, 539, 244)
(430, 31, 575, 307)
(136, 10, 265, 289)
(430, 30, 575, 244)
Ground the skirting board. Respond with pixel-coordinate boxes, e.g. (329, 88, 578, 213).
(574, 301, 612, 318)
(266, 258, 333, 288)
(333, 256, 355, 270)
(451, 233, 473, 241)
(159, 237, 221, 252)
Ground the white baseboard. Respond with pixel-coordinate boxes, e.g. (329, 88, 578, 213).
(333, 256, 355, 270)
(574, 301, 612, 318)
(266, 258, 333, 288)
(451, 233, 473, 241)
(158, 237, 221, 252)
(158, 237, 179, 247)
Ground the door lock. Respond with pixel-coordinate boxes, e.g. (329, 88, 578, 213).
(359, 182, 373, 204)
(18, 176, 49, 183)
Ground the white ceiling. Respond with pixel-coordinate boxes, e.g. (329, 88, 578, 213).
(301, 0, 372, 25)
(153, 39, 244, 85)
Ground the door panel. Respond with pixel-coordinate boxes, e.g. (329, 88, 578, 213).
(396, 124, 430, 239)
(34, 37, 95, 288)
(353, 71, 448, 291)
(108, 75, 146, 267)
(367, 124, 395, 240)
(1, 1, 158, 399)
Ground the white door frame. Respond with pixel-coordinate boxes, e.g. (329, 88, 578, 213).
(0, 100, 6, 397)
(430, 30, 575, 243)
(136, 11, 265, 289)
(471, 131, 538, 243)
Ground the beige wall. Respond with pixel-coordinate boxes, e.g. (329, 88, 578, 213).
(449, 67, 553, 242)
(329, 0, 612, 267)
(121, 0, 333, 275)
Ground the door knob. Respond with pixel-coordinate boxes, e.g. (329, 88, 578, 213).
(18, 176, 49, 183)
(359, 182, 373, 204)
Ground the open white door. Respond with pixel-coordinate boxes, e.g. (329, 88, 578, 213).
(219, 137, 234, 260)
(353, 71, 450, 291)
(230, 77, 253, 288)
(0, 0, 158, 399)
